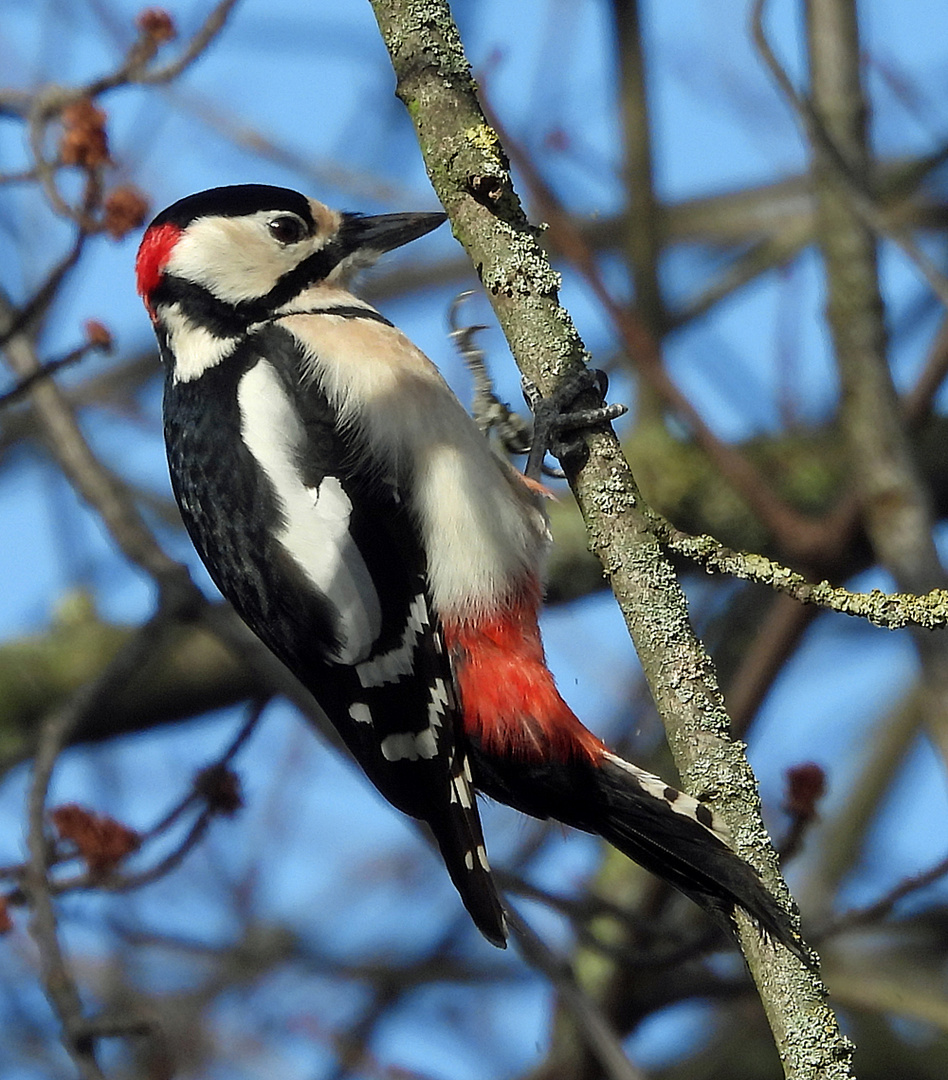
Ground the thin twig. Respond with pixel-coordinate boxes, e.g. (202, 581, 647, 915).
(8, 699, 269, 902)
(507, 908, 646, 1080)
(137, 697, 266, 844)
(324, 926, 463, 1080)
(25, 699, 107, 1079)
(904, 313, 948, 422)
(128, 0, 241, 88)
(0, 289, 185, 591)
(0, 339, 106, 410)
(819, 851, 948, 938)
(480, 95, 839, 565)
(26, 0, 240, 230)
(22, 613, 174, 1077)
(0, 234, 86, 350)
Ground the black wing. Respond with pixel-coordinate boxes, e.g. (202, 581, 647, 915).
(163, 322, 505, 946)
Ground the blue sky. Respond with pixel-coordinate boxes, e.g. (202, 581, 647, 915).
(2, 0, 948, 1075)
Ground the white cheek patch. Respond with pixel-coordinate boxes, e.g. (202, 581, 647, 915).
(356, 594, 428, 688)
(161, 304, 240, 383)
(166, 214, 330, 306)
(237, 361, 382, 663)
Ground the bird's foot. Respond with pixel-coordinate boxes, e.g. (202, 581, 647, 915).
(522, 368, 627, 480)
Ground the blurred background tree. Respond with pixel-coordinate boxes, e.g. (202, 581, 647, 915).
(0, 0, 947, 1077)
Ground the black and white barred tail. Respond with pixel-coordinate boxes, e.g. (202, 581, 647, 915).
(469, 744, 811, 965)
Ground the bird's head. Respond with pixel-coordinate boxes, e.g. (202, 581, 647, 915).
(135, 184, 446, 325)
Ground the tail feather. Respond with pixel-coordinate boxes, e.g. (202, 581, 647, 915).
(595, 755, 810, 964)
(469, 743, 811, 965)
(429, 748, 508, 948)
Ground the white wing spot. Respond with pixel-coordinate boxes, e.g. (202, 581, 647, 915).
(357, 594, 428, 688)
(414, 726, 438, 759)
(380, 729, 439, 762)
(377, 675, 451, 762)
(451, 775, 473, 809)
(464, 850, 474, 871)
(428, 677, 449, 727)
(348, 702, 372, 724)
(476, 844, 490, 871)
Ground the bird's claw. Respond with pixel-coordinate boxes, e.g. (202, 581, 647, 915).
(449, 293, 626, 481)
(522, 368, 627, 481)
(450, 292, 532, 454)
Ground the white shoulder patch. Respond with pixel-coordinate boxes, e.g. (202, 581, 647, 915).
(277, 310, 549, 616)
(237, 360, 381, 663)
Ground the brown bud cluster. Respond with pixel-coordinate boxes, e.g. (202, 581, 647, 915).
(102, 185, 150, 239)
(194, 764, 244, 816)
(784, 762, 827, 820)
(84, 320, 114, 351)
(50, 803, 140, 875)
(136, 7, 177, 43)
(59, 99, 110, 169)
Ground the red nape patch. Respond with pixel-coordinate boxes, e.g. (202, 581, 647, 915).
(135, 221, 182, 305)
(443, 596, 606, 764)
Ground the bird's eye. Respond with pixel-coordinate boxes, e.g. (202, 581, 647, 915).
(267, 215, 307, 245)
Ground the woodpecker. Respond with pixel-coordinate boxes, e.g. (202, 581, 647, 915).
(137, 184, 805, 961)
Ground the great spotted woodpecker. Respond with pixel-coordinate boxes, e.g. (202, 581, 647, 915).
(137, 184, 805, 960)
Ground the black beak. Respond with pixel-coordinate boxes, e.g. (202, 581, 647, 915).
(340, 211, 447, 255)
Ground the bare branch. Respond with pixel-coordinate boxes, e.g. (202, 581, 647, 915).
(820, 851, 948, 938)
(0, 288, 185, 592)
(480, 97, 838, 566)
(0, 330, 111, 411)
(21, 614, 175, 1076)
(94, 1, 241, 92)
(751, 0, 948, 310)
(24, 0, 240, 231)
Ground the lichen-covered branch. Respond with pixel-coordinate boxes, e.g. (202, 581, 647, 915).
(661, 522, 948, 630)
(367, 2, 853, 1076)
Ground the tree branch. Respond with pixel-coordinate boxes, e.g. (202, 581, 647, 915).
(367, 2, 852, 1077)
(660, 520, 948, 629)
